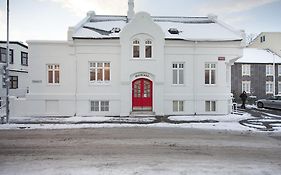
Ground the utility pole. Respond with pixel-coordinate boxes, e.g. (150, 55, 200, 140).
(5, 0, 10, 123)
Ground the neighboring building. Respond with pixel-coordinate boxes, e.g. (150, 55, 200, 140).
(11, 0, 245, 117)
(0, 41, 29, 109)
(248, 32, 281, 57)
(231, 48, 281, 102)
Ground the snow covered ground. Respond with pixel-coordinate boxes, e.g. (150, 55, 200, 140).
(0, 112, 280, 132)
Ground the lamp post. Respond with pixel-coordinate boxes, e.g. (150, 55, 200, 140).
(5, 0, 10, 123)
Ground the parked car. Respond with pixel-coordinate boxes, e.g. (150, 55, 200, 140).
(256, 95, 281, 109)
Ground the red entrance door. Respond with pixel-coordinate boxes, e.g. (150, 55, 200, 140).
(132, 78, 153, 111)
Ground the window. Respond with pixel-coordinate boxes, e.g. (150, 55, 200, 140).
(172, 63, 184, 85)
(205, 101, 216, 112)
(173, 101, 184, 112)
(21, 52, 28, 66)
(47, 64, 60, 84)
(278, 81, 281, 94)
(3, 76, 18, 89)
(205, 63, 216, 85)
(133, 40, 140, 58)
(89, 62, 110, 83)
(0, 97, 2, 107)
(242, 81, 251, 93)
(10, 76, 18, 89)
(0, 47, 13, 64)
(90, 101, 109, 112)
(145, 40, 152, 58)
(266, 65, 273, 76)
(278, 65, 281, 76)
(266, 81, 273, 94)
(242, 64, 251, 76)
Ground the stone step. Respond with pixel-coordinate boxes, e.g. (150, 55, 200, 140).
(129, 111, 156, 117)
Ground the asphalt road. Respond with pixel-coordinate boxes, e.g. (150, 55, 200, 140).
(0, 127, 281, 175)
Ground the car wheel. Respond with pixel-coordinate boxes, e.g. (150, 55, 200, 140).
(257, 102, 264, 108)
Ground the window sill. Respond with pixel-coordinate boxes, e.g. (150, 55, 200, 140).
(130, 58, 156, 61)
(47, 83, 60, 86)
(171, 84, 185, 87)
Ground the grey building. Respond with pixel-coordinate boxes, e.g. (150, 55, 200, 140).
(231, 48, 281, 103)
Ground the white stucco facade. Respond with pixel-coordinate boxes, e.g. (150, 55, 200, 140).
(10, 10, 245, 117)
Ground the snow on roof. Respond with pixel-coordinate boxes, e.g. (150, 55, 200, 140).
(235, 48, 281, 64)
(72, 15, 243, 41)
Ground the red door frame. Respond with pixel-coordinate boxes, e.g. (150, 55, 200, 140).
(132, 78, 153, 111)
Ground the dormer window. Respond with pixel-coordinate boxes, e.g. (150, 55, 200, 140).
(133, 40, 140, 58)
(145, 40, 152, 58)
(168, 28, 179, 34)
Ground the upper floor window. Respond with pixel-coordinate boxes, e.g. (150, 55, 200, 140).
(278, 65, 281, 76)
(47, 64, 60, 84)
(145, 40, 152, 58)
(0, 47, 13, 64)
(133, 40, 140, 58)
(21, 52, 28, 66)
(242, 64, 250, 76)
(89, 62, 110, 83)
(205, 63, 216, 85)
(172, 63, 184, 85)
(266, 65, 273, 76)
(2, 76, 18, 89)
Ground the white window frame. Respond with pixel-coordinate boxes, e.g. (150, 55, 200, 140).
(242, 64, 251, 76)
(132, 39, 140, 58)
(90, 101, 109, 112)
(47, 64, 60, 85)
(205, 101, 216, 112)
(278, 65, 281, 76)
(172, 63, 184, 85)
(266, 65, 273, 76)
(266, 81, 274, 94)
(242, 81, 251, 93)
(173, 100, 184, 112)
(89, 62, 110, 84)
(205, 63, 216, 85)
(278, 81, 281, 94)
(145, 40, 152, 58)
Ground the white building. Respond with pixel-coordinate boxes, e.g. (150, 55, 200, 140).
(0, 41, 28, 110)
(11, 1, 245, 117)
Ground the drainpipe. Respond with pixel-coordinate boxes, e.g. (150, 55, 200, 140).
(193, 41, 197, 115)
(5, 0, 10, 123)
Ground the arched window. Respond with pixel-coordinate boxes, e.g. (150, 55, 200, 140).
(145, 40, 152, 58)
(133, 40, 140, 58)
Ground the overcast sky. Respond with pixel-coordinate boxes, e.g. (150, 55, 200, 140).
(0, 0, 280, 42)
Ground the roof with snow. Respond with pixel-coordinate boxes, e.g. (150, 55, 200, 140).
(235, 48, 281, 64)
(72, 13, 243, 41)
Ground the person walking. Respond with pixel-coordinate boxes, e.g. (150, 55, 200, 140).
(239, 91, 247, 109)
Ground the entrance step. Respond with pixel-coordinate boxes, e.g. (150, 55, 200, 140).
(130, 111, 155, 117)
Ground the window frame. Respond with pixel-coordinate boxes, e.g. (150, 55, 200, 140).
(132, 39, 140, 58)
(205, 101, 216, 112)
(242, 81, 251, 94)
(47, 64, 60, 85)
(266, 64, 273, 76)
(21, 52, 28, 66)
(205, 63, 216, 85)
(241, 64, 251, 76)
(145, 40, 152, 58)
(172, 63, 184, 85)
(90, 100, 109, 112)
(278, 81, 281, 94)
(173, 100, 184, 112)
(266, 81, 274, 94)
(0, 47, 13, 64)
(89, 62, 111, 84)
(278, 65, 281, 76)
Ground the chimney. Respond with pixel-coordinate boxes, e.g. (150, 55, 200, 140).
(127, 0, 135, 22)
